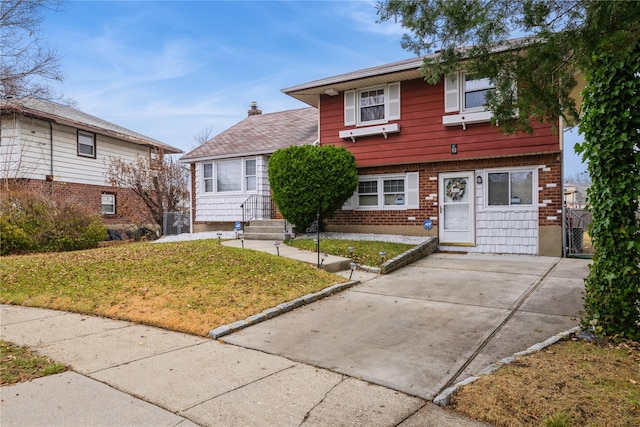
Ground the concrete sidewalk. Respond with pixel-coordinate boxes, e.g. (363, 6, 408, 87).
(1, 305, 485, 427)
(222, 238, 355, 273)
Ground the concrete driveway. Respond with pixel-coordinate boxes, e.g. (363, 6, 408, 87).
(224, 253, 589, 400)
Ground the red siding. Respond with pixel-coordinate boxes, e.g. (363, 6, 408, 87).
(320, 78, 560, 167)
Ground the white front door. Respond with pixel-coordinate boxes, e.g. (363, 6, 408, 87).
(439, 172, 475, 245)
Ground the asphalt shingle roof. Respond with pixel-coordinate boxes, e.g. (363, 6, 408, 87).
(181, 107, 318, 161)
(0, 97, 182, 154)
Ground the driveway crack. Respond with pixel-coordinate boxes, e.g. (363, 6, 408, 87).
(299, 375, 347, 426)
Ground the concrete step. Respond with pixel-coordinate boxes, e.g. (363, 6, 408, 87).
(244, 225, 286, 234)
(244, 232, 291, 241)
(243, 219, 291, 241)
(249, 219, 286, 227)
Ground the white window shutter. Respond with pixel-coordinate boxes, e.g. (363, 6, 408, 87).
(387, 82, 401, 120)
(406, 172, 419, 208)
(444, 73, 459, 113)
(341, 192, 356, 210)
(344, 90, 356, 126)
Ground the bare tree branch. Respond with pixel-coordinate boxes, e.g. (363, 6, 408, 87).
(0, 0, 65, 99)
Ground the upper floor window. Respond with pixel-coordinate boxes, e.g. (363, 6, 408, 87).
(77, 130, 96, 158)
(202, 158, 258, 194)
(463, 73, 494, 111)
(344, 82, 400, 126)
(486, 169, 534, 207)
(444, 71, 495, 113)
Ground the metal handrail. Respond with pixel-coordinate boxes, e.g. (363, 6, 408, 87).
(240, 194, 272, 224)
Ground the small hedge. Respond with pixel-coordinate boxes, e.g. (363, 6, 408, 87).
(0, 190, 107, 256)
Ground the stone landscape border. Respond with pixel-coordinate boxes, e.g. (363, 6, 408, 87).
(209, 280, 360, 339)
(433, 326, 582, 406)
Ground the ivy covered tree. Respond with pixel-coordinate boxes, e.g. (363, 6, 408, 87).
(268, 145, 358, 230)
(378, 0, 640, 339)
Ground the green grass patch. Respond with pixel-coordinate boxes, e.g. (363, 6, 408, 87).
(1, 240, 345, 336)
(1, 340, 67, 385)
(288, 238, 414, 267)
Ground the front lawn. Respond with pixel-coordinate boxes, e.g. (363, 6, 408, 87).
(452, 339, 640, 426)
(0, 239, 343, 336)
(289, 237, 415, 267)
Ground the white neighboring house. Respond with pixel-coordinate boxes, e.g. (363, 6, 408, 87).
(180, 104, 317, 232)
(0, 97, 182, 228)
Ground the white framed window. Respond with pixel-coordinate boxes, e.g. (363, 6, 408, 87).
(101, 193, 116, 215)
(344, 82, 400, 126)
(203, 163, 213, 192)
(344, 172, 419, 210)
(77, 130, 96, 158)
(358, 180, 379, 207)
(486, 168, 535, 207)
(462, 72, 494, 112)
(245, 159, 256, 191)
(217, 159, 241, 192)
(443, 71, 498, 127)
(202, 157, 258, 194)
(444, 71, 495, 113)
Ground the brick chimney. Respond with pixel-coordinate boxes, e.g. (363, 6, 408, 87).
(247, 101, 262, 116)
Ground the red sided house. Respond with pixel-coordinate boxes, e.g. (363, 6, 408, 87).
(282, 56, 566, 256)
(0, 97, 182, 229)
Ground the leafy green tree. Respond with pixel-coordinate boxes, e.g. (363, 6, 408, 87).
(378, 0, 640, 339)
(268, 145, 358, 230)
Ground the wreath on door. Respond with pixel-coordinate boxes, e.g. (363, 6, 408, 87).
(446, 178, 466, 201)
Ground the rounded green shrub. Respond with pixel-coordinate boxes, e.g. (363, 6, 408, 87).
(268, 145, 359, 229)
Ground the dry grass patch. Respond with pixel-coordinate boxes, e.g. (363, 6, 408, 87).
(451, 339, 640, 426)
(0, 240, 344, 336)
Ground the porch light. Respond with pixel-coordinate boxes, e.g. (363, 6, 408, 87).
(325, 88, 339, 96)
(476, 175, 483, 185)
(216, 232, 222, 245)
(274, 241, 281, 256)
(379, 250, 387, 264)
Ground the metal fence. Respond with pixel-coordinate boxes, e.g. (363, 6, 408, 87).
(163, 211, 190, 236)
(565, 208, 593, 257)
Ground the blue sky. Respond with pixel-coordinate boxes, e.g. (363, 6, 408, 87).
(43, 0, 587, 176)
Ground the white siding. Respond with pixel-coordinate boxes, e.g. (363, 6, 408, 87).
(439, 168, 539, 255)
(1, 116, 50, 180)
(194, 155, 271, 222)
(1, 116, 151, 185)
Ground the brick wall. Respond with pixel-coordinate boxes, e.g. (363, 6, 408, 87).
(328, 152, 561, 230)
(6, 178, 153, 227)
